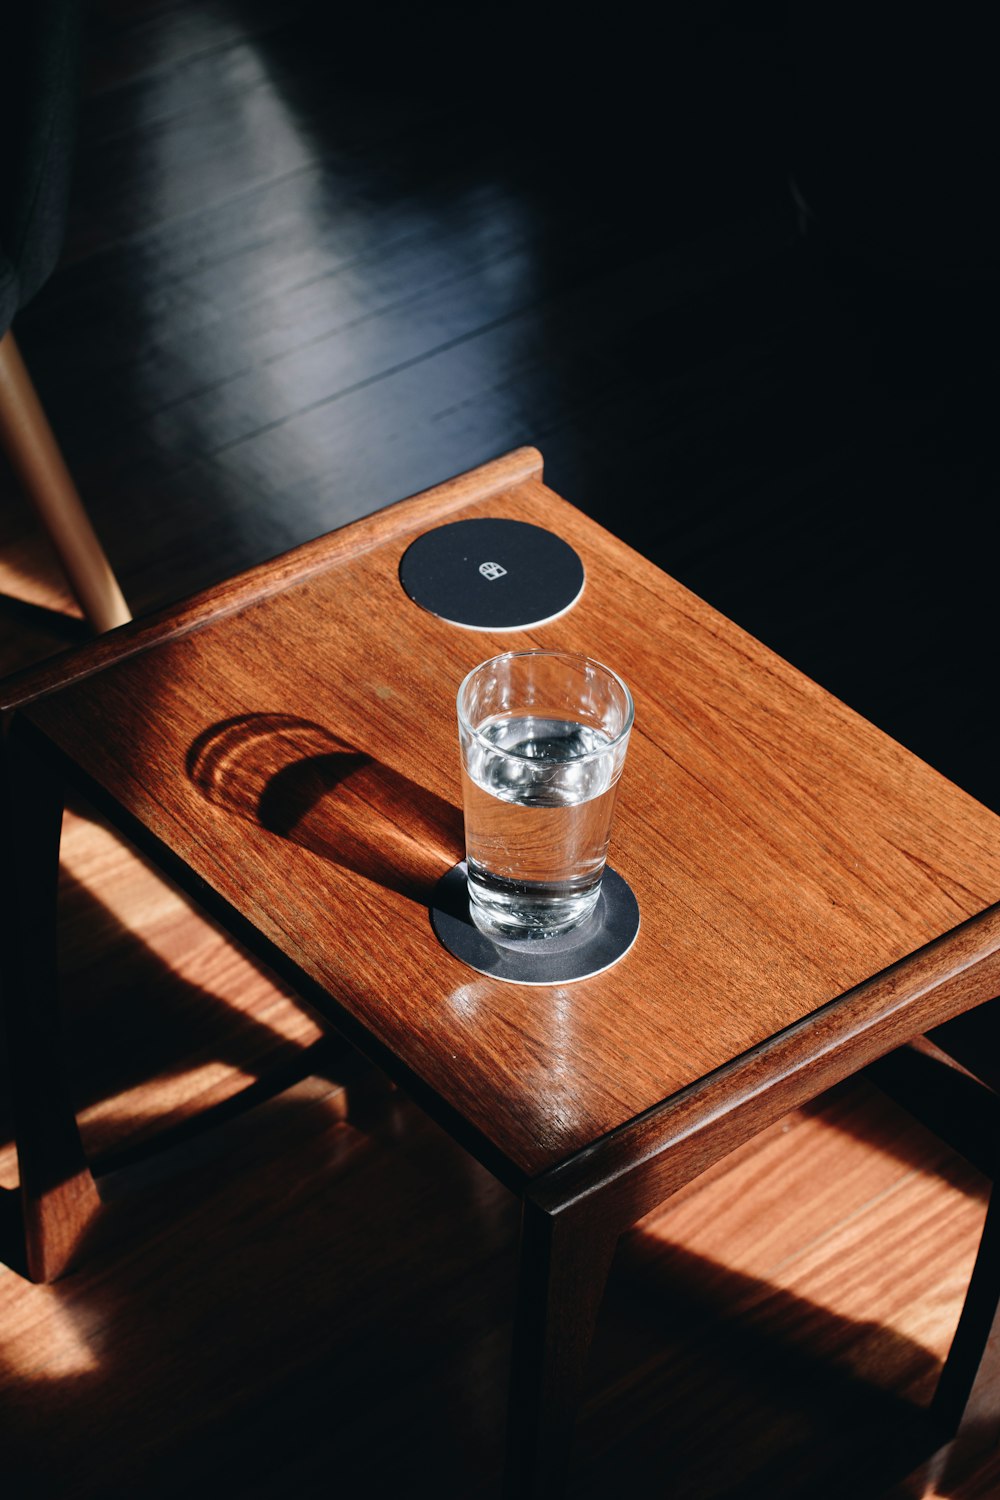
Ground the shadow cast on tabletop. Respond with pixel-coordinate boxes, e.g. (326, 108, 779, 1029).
(187, 713, 463, 905)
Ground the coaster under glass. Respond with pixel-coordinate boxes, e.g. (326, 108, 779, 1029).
(430, 861, 639, 985)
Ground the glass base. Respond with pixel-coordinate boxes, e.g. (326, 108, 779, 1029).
(430, 862, 640, 985)
(467, 875, 601, 942)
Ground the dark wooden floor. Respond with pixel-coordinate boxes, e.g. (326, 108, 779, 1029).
(1, 2, 999, 1496)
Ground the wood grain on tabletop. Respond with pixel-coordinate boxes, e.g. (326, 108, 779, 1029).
(18, 454, 1000, 1181)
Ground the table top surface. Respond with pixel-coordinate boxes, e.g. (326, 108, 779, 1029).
(13, 449, 1000, 1183)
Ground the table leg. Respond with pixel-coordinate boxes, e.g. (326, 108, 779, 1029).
(504, 1199, 619, 1497)
(0, 728, 100, 1281)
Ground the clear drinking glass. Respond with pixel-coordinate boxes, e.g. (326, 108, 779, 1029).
(457, 650, 633, 941)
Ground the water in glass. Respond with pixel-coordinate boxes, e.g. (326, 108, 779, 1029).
(461, 713, 620, 939)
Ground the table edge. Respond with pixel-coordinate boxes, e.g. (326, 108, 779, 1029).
(0, 445, 544, 715)
(31, 693, 1000, 1206)
(528, 900, 1000, 1225)
(11, 447, 1000, 1204)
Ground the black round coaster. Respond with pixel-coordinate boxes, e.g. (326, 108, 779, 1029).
(430, 863, 639, 985)
(399, 518, 585, 630)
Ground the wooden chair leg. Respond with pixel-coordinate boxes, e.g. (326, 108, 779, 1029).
(505, 1201, 619, 1498)
(930, 1181, 1000, 1481)
(0, 328, 131, 633)
(0, 725, 100, 1281)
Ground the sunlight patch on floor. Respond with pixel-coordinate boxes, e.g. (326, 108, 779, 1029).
(638, 1095, 988, 1374)
(58, 807, 322, 1049)
(0, 1279, 101, 1377)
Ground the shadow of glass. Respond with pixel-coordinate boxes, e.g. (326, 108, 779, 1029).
(187, 713, 463, 904)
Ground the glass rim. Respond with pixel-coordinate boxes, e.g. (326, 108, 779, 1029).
(456, 649, 634, 765)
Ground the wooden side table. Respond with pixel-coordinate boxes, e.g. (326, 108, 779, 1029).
(2, 447, 999, 1494)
